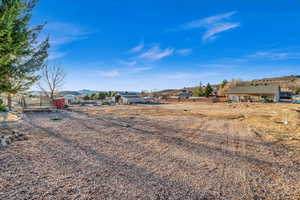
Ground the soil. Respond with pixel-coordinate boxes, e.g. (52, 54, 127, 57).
(0, 105, 299, 200)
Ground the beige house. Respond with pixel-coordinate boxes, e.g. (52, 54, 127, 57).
(114, 92, 145, 105)
(225, 85, 280, 102)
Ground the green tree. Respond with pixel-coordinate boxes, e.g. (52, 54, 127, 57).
(204, 83, 213, 97)
(96, 92, 107, 100)
(83, 95, 90, 101)
(220, 79, 228, 88)
(0, 0, 49, 109)
(193, 87, 204, 97)
(106, 91, 117, 97)
(111, 92, 117, 97)
(90, 93, 97, 100)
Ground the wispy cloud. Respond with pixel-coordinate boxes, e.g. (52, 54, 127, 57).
(180, 11, 240, 41)
(129, 42, 144, 53)
(48, 51, 67, 60)
(202, 23, 240, 41)
(163, 72, 220, 79)
(133, 67, 152, 71)
(248, 51, 300, 60)
(99, 70, 120, 78)
(138, 45, 174, 61)
(182, 11, 236, 29)
(120, 60, 137, 67)
(46, 22, 89, 46)
(176, 48, 192, 56)
(42, 22, 90, 60)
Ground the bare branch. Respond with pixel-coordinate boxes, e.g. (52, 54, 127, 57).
(39, 63, 66, 103)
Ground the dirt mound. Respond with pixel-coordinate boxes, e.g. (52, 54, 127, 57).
(0, 112, 20, 122)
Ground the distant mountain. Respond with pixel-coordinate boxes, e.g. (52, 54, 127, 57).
(28, 91, 43, 96)
(60, 90, 131, 96)
(249, 75, 300, 91)
(60, 90, 99, 95)
(77, 89, 100, 95)
(31, 90, 138, 96)
(60, 91, 81, 95)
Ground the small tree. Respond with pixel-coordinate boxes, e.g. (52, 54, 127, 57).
(83, 95, 90, 101)
(193, 87, 204, 97)
(90, 93, 97, 100)
(204, 83, 213, 97)
(217, 79, 229, 96)
(96, 92, 107, 100)
(221, 79, 228, 88)
(39, 64, 66, 104)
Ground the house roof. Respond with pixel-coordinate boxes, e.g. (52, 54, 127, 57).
(121, 95, 142, 99)
(118, 92, 140, 96)
(225, 85, 280, 95)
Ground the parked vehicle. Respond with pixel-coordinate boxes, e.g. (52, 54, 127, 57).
(292, 95, 300, 103)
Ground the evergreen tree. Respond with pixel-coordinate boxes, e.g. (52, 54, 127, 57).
(0, 0, 49, 109)
(204, 83, 213, 97)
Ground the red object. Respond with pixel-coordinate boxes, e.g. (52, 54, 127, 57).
(53, 98, 65, 109)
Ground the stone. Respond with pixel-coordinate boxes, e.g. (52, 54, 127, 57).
(0, 131, 28, 147)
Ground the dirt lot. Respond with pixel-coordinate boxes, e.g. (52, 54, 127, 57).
(0, 102, 299, 199)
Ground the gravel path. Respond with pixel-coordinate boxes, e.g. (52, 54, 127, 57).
(0, 109, 299, 200)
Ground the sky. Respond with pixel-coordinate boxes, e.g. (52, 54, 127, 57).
(31, 0, 300, 91)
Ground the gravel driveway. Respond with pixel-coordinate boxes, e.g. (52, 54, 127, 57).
(0, 108, 299, 200)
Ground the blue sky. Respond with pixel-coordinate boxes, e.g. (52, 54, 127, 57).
(32, 0, 300, 91)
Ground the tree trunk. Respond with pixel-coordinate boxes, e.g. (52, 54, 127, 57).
(22, 96, 27, 108)
(7, 94, 12, 111)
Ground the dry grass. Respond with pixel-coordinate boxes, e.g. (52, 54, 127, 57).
(80, 102, 300, 157)
(1, 104, 299, 199)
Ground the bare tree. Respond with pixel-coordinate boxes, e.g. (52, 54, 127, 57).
(39, 64, 66, 104)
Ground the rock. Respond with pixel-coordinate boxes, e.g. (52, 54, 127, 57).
(15, 133, 28, 141)
(1, 138, 8, 147)
(0, 130, 28, 148)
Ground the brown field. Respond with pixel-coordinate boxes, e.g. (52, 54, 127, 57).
(85, 102, 300, 156)
(0, 102, 299, 199)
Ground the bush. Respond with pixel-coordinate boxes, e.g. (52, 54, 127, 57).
(193, 87, 204, 97)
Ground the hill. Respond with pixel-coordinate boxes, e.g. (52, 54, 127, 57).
(149, 75, 300, 97)
(249, 75, 300, 91)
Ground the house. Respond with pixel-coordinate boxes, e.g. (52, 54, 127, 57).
(63, 95, 77, 104)
(178, 90, 193, 99)
(225, 85, 280, 102)
(114, 92, 145, 104)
